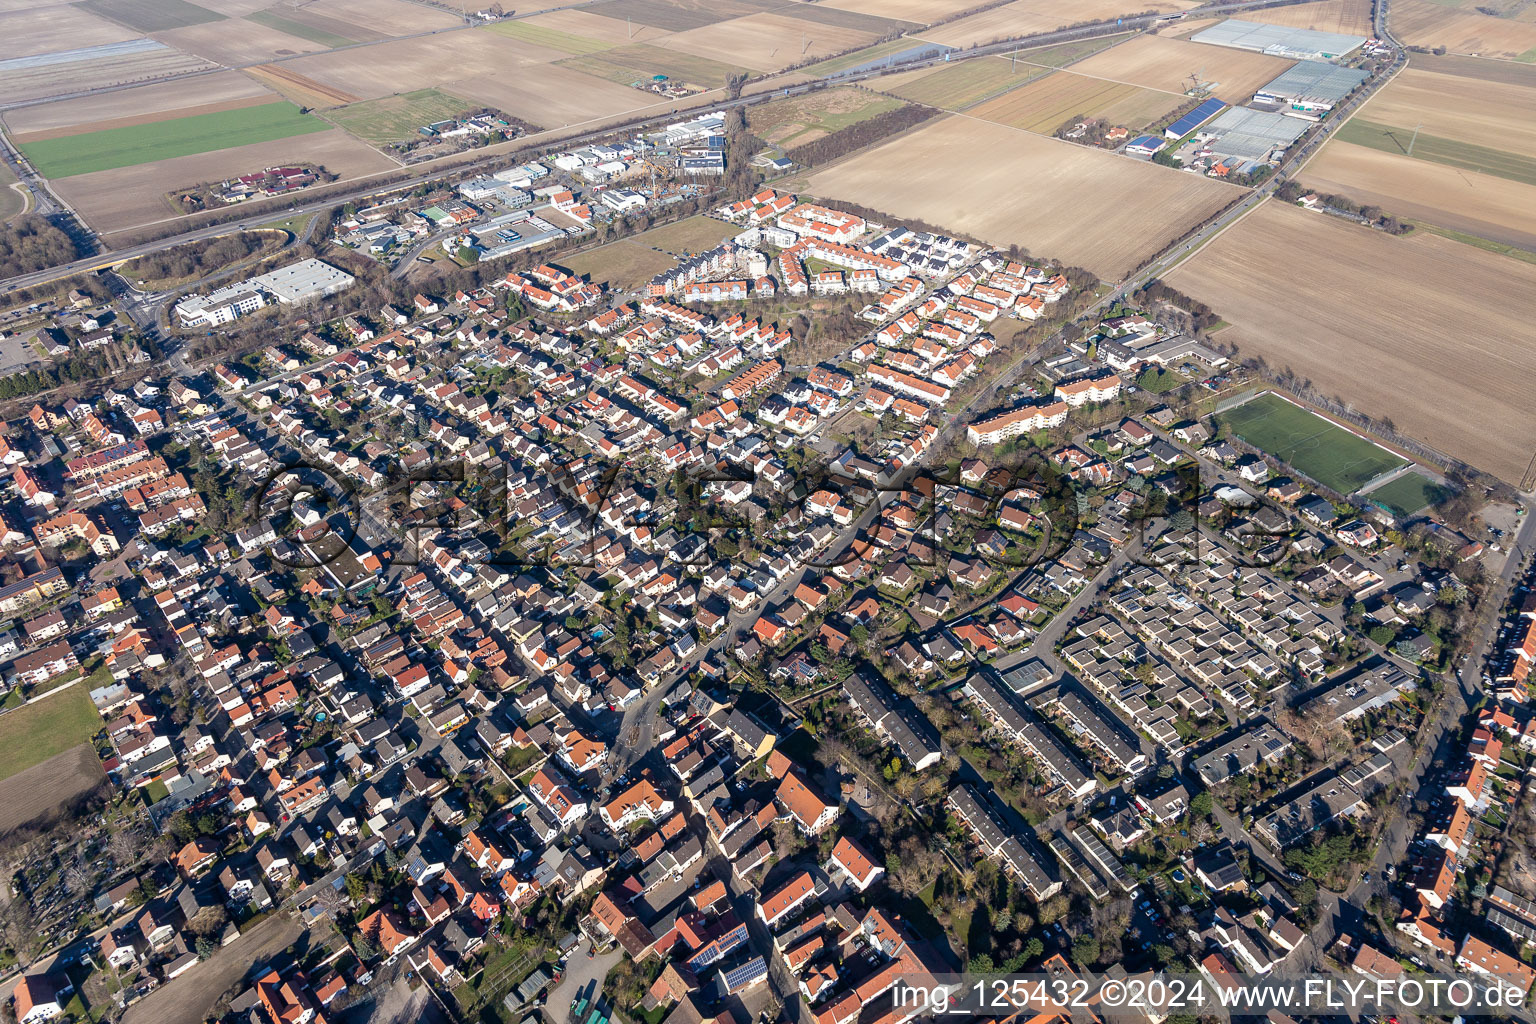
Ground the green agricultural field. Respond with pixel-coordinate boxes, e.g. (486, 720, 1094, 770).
(1367, 472, 1449, 517)
(559, 43, 745, 89)
(245, 9, 356, 47)
(887, 56, 1048, 110)
(1216, 392, 1407, 494)
(20, 101, 330, 179)
(326, 89, 473, 146)
(77, 0, 223, 31)
(1336, 118, 1536, 188)
(0, 685, 102, 782)
(1012, 33, 1135, 69)
(483, 19, 613, 54)
(805, 38, 919, 75)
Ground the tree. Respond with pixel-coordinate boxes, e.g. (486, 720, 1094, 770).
(1190, 791, 1214, 818)
(196, 936, 218, 960)
(457, 245, 481, 265)
(1071, 933, 1101, 966)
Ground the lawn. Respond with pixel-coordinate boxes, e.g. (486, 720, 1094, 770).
(245, 9, 356, 47)
(1335, 118, 1536, 188)
(628, 214, 738, 254)
(0, 685, 103, 782)
(483, 19, 613, 54)
(0, 164, 25, 222)
(326, 89, 472, 146)
(559, 242, 676, 291)
(1216, 392, 1407, 494)
(19, 101, 330, 179)
(1366, 472, 1448, 517)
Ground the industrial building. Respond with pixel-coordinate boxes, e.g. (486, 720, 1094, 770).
(173, 258, 355, 328)
(1253, 60, 1370, 116)
(1164, 97, 1228, 140)
(1191, 19, 1367, 59)
(1198, 106, 1309, 161)
(249, 259, 357, 304)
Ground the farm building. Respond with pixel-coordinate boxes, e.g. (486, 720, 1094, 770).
(1191, 20, 1367, 59)
(1125, 135, 1166, 157)
(1253, 61, 1370, 116)
(1198, 107, 1309, 161)
(1164, 97, 1229, 140)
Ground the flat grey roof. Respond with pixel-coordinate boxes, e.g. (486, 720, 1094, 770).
(1202, 106, 1309, 159)
(1192, 19, 1367, 58)
(1255, 60, 1370, 102)
(250, 258, 356, 303)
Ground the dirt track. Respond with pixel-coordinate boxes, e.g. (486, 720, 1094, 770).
(122, 912, 306, 1024)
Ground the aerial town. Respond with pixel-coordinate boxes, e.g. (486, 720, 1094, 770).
(0, 0, 1532, 1023)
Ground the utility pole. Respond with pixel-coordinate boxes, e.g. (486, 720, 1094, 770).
(1407, 121, 1420, 157)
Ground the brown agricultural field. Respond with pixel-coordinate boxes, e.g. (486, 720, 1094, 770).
(663, 12, 880, 72)
(1407, 51, 1536, 87)
(806, 114, 1238, 279)
(1350, 67, 1536, 155)
(583, 0, 766, 32)
(277, 31, 566, 101)
(0, 45, 215, 105)
(155, 19, 329, 63)
(244, 63, 360, 106)
(0, 745, 104, 835)
(281, 0, 461, 34)
(921, 0, 1201, 47)
(452, 63, 666, 129)
(3, 70, 276, 135)
(1068, 34, 1295, 98)
(781, 3, 921, 36)
(2, 5, 138, 58)
(1165, 201, 1536, 484)
(518, 8, 669, 44)
(968, 70, 1182, 133)
(815, 0, 988, 22)
(1300, 142, 1536, 249)
(1236, 0, 1373, 35)
(156, 0, 265, 14)
(1391, 0, 1536, 57)
(54, 128, 393, 235)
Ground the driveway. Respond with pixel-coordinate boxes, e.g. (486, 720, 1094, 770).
(544, 936, 621, 1024)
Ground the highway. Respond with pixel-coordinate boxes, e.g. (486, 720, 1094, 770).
(0, 0, 1325, 299)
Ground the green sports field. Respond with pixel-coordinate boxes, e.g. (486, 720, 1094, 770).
(1216, 393, 1407, 494)
(19, 101, 330, 179)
